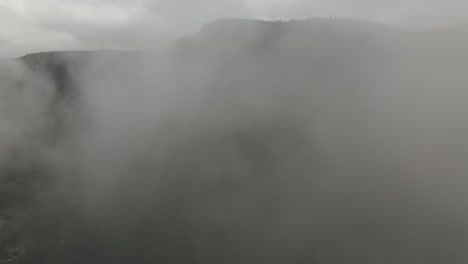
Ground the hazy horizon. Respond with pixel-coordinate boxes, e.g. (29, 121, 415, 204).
(2, 0, 468, 58)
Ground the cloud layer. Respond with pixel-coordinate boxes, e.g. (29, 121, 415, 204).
(1, 0, 468, 57)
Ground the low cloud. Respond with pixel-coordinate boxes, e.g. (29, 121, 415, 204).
(1, 0, 468, 57)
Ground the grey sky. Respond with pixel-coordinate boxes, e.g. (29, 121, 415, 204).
(1, 0, 467, 58)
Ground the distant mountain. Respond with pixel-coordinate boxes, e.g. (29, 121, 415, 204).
(15, 18, 468, 93)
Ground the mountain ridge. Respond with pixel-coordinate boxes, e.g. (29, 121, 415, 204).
(12, 17, 467, 60)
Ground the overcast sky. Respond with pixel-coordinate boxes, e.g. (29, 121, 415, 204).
(1, 0, 468, 58)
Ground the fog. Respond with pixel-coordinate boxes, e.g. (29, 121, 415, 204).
(1, 17, 468, 263)
(3, 0, 468, 57)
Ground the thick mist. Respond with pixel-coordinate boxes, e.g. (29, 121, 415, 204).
(2, 19, 468, 263)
